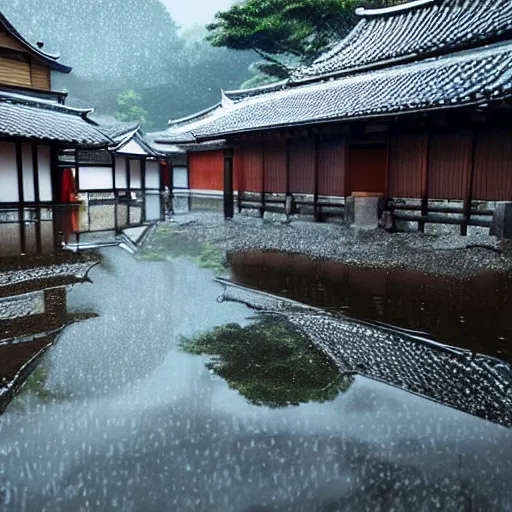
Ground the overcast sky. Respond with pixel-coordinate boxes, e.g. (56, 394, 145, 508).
(162, 0, 234, 29)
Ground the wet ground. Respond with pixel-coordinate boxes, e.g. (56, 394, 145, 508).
(0, 207, 511, 511)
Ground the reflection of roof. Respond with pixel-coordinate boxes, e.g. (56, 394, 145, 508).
(192, 44, 512, 140)
(220, 283, 512, 428)
(0, 11, 72, 73)
(0, 92, 111, 146)
(292, 0, 512, 82)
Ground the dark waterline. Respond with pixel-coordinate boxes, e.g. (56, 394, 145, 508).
(230, 251, 512, 362)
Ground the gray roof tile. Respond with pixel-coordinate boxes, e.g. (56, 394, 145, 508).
(292, 0, 512, 82)
(193, 44, 512, 140)
(0, 94, 111, 146)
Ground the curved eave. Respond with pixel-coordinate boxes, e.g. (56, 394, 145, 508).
(193, 98, 501, 143)
(0, 12, 72, 73)
(355, 0, 436, 17)
(168, 103, 222, 127)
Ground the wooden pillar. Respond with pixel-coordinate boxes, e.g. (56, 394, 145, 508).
(462, 130, 478, 236)
(285, 137, 291, 214)
(141, 158, 147, 223)
(419, 130, 431, 234)
(384, 130, 391, 205)
(111, 152, 116, 192)
(74, 148, 80, 195)
(224, 149, 234, 219)
(168, 159, 174, 215)
(126, 158, 131, 196)
(260, 142, 265, 218)
(313, 133, 320, 222)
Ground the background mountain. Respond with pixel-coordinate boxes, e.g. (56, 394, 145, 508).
(0, 0, 254, 129)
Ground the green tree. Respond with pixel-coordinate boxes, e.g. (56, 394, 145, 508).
(180, 315, 353, 408)
(116, 90, 150, 127)
(207, 0, 404, 83)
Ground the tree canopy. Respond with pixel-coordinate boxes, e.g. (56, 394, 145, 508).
(180, 315, 352, 408)
(207, 0, 404, 84)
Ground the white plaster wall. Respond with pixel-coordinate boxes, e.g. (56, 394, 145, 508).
(115, 157, 127, 189)
(146, 161, 160, 189)
(145, 193, 161, 221)
(79, 166, 113, 190)
(118, 139, 148, 156)
(173, 166, 188, 189)
(130, 160, 142, 189)
(37, 146, 52, 202)
(22, 143, 35, 202)
(0, 143, 18, 202)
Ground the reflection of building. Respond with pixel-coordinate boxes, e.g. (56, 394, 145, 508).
(151, 0, 512, 233)
(219, 281, 512, 428)
(0, 254, 96, 413)
(229, 251, 512, 358)
(0, 11, 111, 208)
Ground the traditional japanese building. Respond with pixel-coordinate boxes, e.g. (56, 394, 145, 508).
(148, 105, 230, 211)
(158, 0, 512, 234)
(0, 11, 111, 208)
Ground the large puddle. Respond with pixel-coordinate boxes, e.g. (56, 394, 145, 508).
(0, 211, 511, 511)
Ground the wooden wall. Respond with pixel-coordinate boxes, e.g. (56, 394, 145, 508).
(388, 128, 512, 202)
(234, 136, 346, 196)
(0, 30, 52, 90)
(189, 150, 224, 191)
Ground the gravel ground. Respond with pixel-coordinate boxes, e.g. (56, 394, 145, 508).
(156, 211, 512, 278)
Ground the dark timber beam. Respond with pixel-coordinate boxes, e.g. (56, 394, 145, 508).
(224, 149, 234, 219)
(462, 130, 478, 236)
(313, 133, 320, 222)
(260, 142, 265, 218)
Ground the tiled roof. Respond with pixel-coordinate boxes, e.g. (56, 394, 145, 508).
(0, 93, 111, 146)
(97, 121, 139, 140)
(192, 44, 512, 140)
(292, 0, 512, 82)
(0, 12, 71, 73)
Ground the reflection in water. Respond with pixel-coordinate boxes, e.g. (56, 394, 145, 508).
(230, 252, 512, 361)
(0, 248, 510, 511)
(180, 314, 353, 408)
(220, 282, 512, 428)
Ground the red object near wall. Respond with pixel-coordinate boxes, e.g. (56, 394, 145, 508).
(388, 134, 426, 198)
(289, 138, 315, 194)
(348, 144, 387, 195)
(189, 150, 224, 191)
(60, 168, 77, 203)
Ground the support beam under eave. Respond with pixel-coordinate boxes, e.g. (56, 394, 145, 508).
(224, 149, 234, 219)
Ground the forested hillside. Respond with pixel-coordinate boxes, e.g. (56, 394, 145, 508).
(0, 0, 254, 129)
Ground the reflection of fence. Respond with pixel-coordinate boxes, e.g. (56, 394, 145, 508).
(218, 281, 512, 428)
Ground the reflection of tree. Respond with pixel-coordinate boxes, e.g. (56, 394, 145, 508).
(180, 315, 352, 408)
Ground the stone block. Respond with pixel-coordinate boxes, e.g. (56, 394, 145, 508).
(344, 196, 355, 226)
(351, 193, 381, 230)
(490, 202, 512, 239)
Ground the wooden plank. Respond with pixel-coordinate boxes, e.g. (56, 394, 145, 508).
(0, 56, 31, 87)
(31, 63, 51, 90)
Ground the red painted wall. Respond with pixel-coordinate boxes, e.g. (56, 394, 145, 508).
(189, 151, 224, 191)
